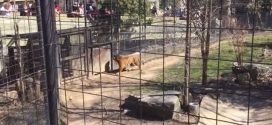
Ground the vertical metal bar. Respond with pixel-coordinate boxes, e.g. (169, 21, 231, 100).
(110, 0, 113, 42)
(143, 0, 146, 30)
(39, 0, 59, 125)
(91, 47, 94, 75)
(184, 0, 191, 108)
(162, 0, 166, 124)
(140, 0, 146, 124)
(137, 0, 143, 123)
(110, 42, 113, 71)
(114, 1, 122, 124)
(216, 0, 224, 124)
(89, 24, 94, 76)
(87, 30, 91, 78)
(76, 1, 87, 124)
(247, 0, 258, 124)
(84, 0, 89, 77)
(98, 48, 104, 125)
(118, 57, 122, 124)
(173, 0, 176, 39)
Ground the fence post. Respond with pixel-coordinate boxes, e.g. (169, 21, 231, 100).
(184, 0, 192, 109)
(39, 0, 59, 125)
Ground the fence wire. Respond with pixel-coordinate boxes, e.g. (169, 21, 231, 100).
(0, 0, 272, 125)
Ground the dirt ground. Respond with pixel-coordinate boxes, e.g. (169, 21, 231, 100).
(59, 32, 272, 125)
(1, 32, 271, 125)
(58, 55, 190, 125)
(58, 37, 228, 125)
(58, 48, 200, 125)
(198, 90, 272, 125)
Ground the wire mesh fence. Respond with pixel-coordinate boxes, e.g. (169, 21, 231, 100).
(0, 1, 48, 125)
(0, 0, 272, 125)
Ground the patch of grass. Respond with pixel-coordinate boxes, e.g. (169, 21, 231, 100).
(157, 33, 272, 84)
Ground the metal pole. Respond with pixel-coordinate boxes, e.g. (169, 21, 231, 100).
(39, 0, 59, 125)
(110, 42, 113, 71)
(184, 0, 191, 108)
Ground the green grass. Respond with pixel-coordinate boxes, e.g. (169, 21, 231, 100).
(157, 33, 272, 84)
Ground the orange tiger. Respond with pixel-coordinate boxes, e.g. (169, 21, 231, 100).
(114, 52, 141, 72)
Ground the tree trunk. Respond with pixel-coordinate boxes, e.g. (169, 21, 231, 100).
(201, 0, 212, 85)
(202, 56, 208, 85)
(14, 24, 26, 102)
(226, 0, 231, 15)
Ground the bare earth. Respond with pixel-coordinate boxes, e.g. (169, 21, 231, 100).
(59, 32, 272, 125)
(198, 92, 272, 125)
(59, 52, 197, 125)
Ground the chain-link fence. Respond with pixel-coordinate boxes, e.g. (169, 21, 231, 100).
(1, 0, 272, 125)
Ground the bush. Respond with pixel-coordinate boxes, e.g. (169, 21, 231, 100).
(118, 0, 152, 25)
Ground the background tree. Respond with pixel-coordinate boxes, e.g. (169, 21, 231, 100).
(95, 0, 151, 55)
(190, 0, 215, 85)
(234, 0, 272, 28)
(259, 0, 272, 27)
(118, 0, 151, 27)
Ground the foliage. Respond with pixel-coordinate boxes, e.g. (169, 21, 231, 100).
(118, 0, 152, 25)
(98, 0, 152, 25)
(260, 0, 272, 11)
(240, 0, 272, 12)
(159, 0, 184, 9)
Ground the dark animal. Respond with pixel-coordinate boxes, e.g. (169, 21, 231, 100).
(232, 62, 258, 82)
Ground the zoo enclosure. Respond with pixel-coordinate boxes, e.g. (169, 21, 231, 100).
(0, 0, 272, 125)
